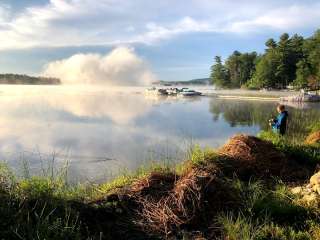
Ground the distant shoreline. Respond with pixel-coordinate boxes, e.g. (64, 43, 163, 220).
(0, 73, 61, 85)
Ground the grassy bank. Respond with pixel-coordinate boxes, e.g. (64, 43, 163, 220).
(0, 130, 320, 239)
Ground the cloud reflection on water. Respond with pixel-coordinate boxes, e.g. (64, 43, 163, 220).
(3, 86, 314, 182)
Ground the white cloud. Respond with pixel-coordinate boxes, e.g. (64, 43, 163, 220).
(42, 46, 156, 85)
(228, 4, 320, 33)
(135, 17, 214, 44)
(0, 0, 319, 50)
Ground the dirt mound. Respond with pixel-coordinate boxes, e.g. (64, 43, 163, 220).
(135, 164, 222, 235)
(218, 134, 288, 178)
(305, 131, 320, 145)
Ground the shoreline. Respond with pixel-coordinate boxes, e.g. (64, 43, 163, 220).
(204, 93, 279, 101)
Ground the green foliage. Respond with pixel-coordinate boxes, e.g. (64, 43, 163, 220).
(253, 189, 309, 227)
(225, 51, 258, 88)
(257, 223, 312, 240)
(218, 179, 319, 240)
(98, 161, 173, 195)
(210, 56, 230, 88)
(308, 122, 320, 133)
(249, 51, 281, 88)
(210, 52, 258, 88)
(218, 213, 314, 240)
(258, 130, 320, 166)
(98, 174, 137, 195)
(8, 203, 82, 240)
(18, 177, 59, 199)
(0, 163, 16, 192)
(218, 213, 264, 240)
(211, 29, 320, 90)
(230, 179, 265, 216)
(189, 144, 217, 165)
(293, 59, 312, 88)
(0, 179, 83, 239)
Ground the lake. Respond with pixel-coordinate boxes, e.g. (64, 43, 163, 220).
(1, 85, 319, 183)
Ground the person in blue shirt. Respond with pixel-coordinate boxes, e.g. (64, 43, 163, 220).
(269, 105, 289, 135)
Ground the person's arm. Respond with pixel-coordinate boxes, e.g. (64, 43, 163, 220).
(273, 114, 284, 128)
(271, 116, 278, 127)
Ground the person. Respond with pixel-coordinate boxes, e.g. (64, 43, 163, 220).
(269, 105, 289, 135)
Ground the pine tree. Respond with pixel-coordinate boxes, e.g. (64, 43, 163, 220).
(210, 56, 229, 88)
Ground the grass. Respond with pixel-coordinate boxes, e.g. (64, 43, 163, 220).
(258, 131, 320, 166)
(217, 179, 320, 240)
(0, 130, 319, 239)
(217, 213, 315, 240)
(97, 161, 174, 196)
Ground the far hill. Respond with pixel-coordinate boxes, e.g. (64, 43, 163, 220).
(0, 74, 61, 85)
(156, 78, 211, 86)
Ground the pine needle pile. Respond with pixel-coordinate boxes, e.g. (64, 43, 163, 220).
(218, 134, 287, 178)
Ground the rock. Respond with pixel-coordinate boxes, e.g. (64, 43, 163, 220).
(305, 131, 320, 145)
(291, 186, 302, 195)
(310, 172, 320, 186)
(302, 192, 318, 203)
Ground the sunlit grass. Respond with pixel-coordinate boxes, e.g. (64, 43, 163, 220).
(97, 161, 174, 196)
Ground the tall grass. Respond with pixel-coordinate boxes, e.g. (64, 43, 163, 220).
(0, 159, 93, 239)
(217, 178, 320, 240)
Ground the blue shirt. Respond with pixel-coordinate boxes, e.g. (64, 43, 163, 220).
(272, 111, 288, 135)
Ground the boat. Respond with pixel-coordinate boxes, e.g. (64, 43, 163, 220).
(178, 88, 202, 97)
(280, 93, 320, 102)
(145, 87, 202, 97)
(166, 88, 180, 96)
(145, 87, 168, 96)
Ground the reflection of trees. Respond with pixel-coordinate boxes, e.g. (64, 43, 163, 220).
(210, 100, 273, 129)
(209, 99, 320, 137)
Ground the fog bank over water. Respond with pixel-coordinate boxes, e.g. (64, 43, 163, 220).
(42, 47, 156, 85)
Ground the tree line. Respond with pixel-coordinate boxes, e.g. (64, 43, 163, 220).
(210, 30, 320, 90)
(0, 74, 60, 85)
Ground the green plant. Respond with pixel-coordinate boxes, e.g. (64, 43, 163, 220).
(217, 213, 266, 240)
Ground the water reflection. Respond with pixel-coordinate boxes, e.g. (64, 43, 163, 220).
(209, 99, 320, 137)
(0, 85, 319, 183)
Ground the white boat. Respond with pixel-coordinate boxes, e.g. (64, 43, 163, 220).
(166, 88, 179, 96)
(178, 88, 202, 97)
(145, 87, 168, 96)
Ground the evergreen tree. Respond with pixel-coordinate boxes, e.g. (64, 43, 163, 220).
(265, 38, 277, 50)
(225, 51, 258, 88)
(249, 39, 281, 88)
(210, 56, 229, 88)
(276, 33, 291, 87)
(238, 52, 258, 86)
(294, 59, 312, 88)
(225, 51, 242, 88)
(303, 30, 320, 89)
(210, 29, 320, 90)
(249, 52, 280, 88)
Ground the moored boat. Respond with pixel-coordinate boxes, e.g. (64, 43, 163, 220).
(145, 87, 168, 96)
(178, 88, 202, 97)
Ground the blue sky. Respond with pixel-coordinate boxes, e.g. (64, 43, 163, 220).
(0, 0, 319, 81)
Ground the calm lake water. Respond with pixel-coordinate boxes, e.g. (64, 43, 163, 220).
(1, 85, 319, 183)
